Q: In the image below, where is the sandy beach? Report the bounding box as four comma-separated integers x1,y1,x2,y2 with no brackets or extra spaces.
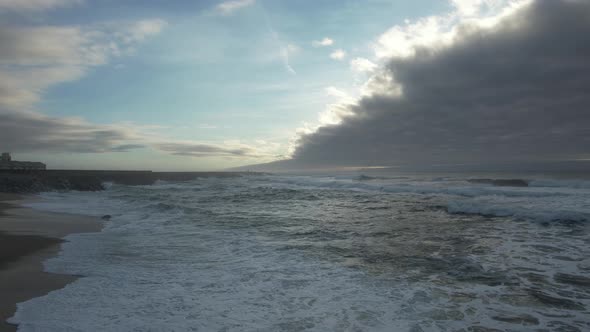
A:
0,193,102,332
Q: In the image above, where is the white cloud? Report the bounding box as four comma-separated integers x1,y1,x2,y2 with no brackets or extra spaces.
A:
329,49,346,60
374,0,531,59
217,0,255,15
374,15,454,59
125,19,167,42
350,57,377,73
0,0,81,11
317,103,354,127
324,86,349,99
0,66,85,110
452,0,486,16
280,43,298,75
0,20,167,111
312,37,334,47
451,0,510,17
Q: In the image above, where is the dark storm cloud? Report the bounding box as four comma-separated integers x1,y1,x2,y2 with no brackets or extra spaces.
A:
290,0,590,168
0,110,143,153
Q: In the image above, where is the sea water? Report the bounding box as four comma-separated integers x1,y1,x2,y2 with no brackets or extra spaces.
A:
9,173,590,331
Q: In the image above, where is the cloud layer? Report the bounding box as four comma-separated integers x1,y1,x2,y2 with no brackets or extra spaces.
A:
0,8,274,162
0,110,142,153
0,16,177,157
0,0,80,12
156,142,266,158
287,0,590,168
0,19,166,110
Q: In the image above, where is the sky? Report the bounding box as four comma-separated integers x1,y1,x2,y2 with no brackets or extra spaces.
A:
1,0,588,171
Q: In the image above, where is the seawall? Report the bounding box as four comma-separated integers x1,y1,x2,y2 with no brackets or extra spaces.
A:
0,170,254,193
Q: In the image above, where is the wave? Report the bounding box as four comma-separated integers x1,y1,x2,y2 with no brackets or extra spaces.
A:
528,179,590,189
261,175,580,199
29,174,590,226
255,175,590,223
466,178,529,187
447,199,590,223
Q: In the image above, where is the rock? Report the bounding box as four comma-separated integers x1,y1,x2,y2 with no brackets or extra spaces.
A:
1,170,251,194
101,215,112,220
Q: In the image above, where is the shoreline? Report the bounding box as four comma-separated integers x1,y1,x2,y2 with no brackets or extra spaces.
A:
0,193,102,332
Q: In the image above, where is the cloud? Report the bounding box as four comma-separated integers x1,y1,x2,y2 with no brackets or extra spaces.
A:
0,19,166,111
0,0,81,12
451,0,515,17
350,57,377,73
280,43,298,75
155,143,255,158
329,49,346,60
262,9,298,75
0,15,174,158
154,140,279,159
452,0,488,16
374,0,531,59
0,3,276,163
110,144,146,152
0,26,94,66
325,86,349,99
123,19,167,43
0,66,85,110
0,110,143,153
283,0,590,168
312,37,334,47
217,0,255,15
0,109,282,160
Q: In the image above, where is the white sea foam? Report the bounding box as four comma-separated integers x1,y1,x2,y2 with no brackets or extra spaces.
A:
12,189,411,331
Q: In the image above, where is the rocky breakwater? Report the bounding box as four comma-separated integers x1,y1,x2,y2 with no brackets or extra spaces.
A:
0,170,256,193
1,172,105,193
0,170,156,193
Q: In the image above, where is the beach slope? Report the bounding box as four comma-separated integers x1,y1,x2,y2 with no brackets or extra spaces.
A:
0,193,101,332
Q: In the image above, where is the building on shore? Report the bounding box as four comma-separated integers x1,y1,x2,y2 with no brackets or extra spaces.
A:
0,153,46,170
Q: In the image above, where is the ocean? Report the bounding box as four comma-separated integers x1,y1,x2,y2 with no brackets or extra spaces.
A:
9,172,590,331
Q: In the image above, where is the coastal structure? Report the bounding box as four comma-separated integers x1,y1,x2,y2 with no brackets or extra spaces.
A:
0,152,46,170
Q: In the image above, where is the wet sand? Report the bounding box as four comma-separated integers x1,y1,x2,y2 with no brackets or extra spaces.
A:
0,193,102,332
